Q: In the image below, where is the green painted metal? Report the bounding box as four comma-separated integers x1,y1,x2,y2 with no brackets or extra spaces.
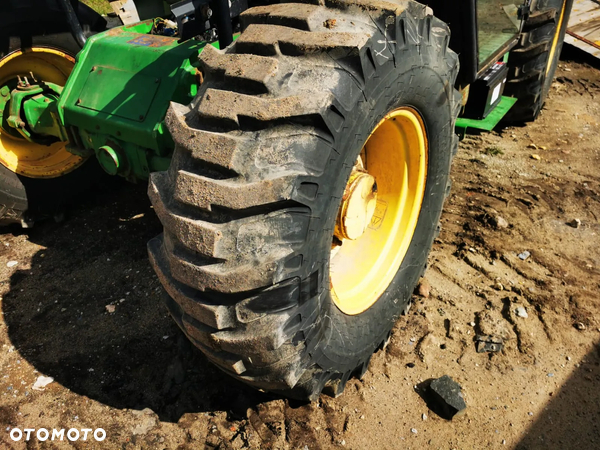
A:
0,23,237,181
97,145,121,175
0,86,16,139
23,94,64,140
58,20,204,180
6,81,66,143
455,96,518,136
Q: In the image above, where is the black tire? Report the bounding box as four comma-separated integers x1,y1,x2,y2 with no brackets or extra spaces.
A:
504,0,573,122
148,0,460,400
0,1,107,225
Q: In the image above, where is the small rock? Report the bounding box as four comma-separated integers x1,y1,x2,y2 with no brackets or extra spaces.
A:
518,251,530,260
527,143,538,149
528,412,534,416
32,375,54,391
428,375,467,420
491,216,509,229
530,154,541,160
6,261,17,268
566,356,571,361
547,373,554,377
415,279,430,298
516,307,528,319
567,218,581,229
411,428,417,434
422,413,427,421
469,322,476,327
323,18,337,29
132,408,155,417
493,282,504,291
132,415,157,436
574,322,586,331
105,304,116,314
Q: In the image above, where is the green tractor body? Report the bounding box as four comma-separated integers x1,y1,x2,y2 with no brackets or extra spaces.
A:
1,0,570,182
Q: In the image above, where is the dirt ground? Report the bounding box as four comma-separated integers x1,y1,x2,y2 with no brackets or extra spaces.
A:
1,48,599,449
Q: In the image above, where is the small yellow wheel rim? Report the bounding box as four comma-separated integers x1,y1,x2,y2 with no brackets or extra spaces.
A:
0,47,84,178
546,2,568,77
330,107,428,315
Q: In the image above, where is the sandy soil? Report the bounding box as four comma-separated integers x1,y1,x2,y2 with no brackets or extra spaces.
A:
0,52,599,450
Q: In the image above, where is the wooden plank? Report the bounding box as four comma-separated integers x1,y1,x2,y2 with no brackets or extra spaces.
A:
567,0,600,58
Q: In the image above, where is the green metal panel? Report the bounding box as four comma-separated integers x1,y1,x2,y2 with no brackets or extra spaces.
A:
78,66,160,122
455,96,518,137
58,20,204,161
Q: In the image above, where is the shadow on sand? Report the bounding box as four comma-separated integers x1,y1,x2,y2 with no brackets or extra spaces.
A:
1,179,281,423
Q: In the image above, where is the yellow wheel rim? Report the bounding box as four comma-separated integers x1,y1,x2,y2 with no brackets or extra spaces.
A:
0,47,84,178
546,2,567,77
330,107,428,315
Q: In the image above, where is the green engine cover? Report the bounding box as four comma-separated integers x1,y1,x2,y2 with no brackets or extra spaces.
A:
58,21,205,180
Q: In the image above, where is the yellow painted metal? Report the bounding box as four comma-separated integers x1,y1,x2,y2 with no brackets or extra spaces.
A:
0,47,84,178
330,107,428,315
547,1,568,76
334,170,378,241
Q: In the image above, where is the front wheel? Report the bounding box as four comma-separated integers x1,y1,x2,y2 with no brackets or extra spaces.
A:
149,0,461,400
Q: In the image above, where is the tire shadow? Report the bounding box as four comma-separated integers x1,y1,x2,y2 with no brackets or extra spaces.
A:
515,341,600,449
1,178,274,423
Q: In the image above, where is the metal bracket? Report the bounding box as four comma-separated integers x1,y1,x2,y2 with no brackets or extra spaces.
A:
6,79,65,143
7,86,43,142
171,0,233,47
517,0,532,21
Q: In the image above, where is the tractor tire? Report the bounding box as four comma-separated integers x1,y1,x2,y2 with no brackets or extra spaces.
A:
149,0,461,400
504,0,573,122
0,2,106,226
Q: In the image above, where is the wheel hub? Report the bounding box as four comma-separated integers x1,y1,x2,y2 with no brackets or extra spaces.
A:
335,170,378,241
